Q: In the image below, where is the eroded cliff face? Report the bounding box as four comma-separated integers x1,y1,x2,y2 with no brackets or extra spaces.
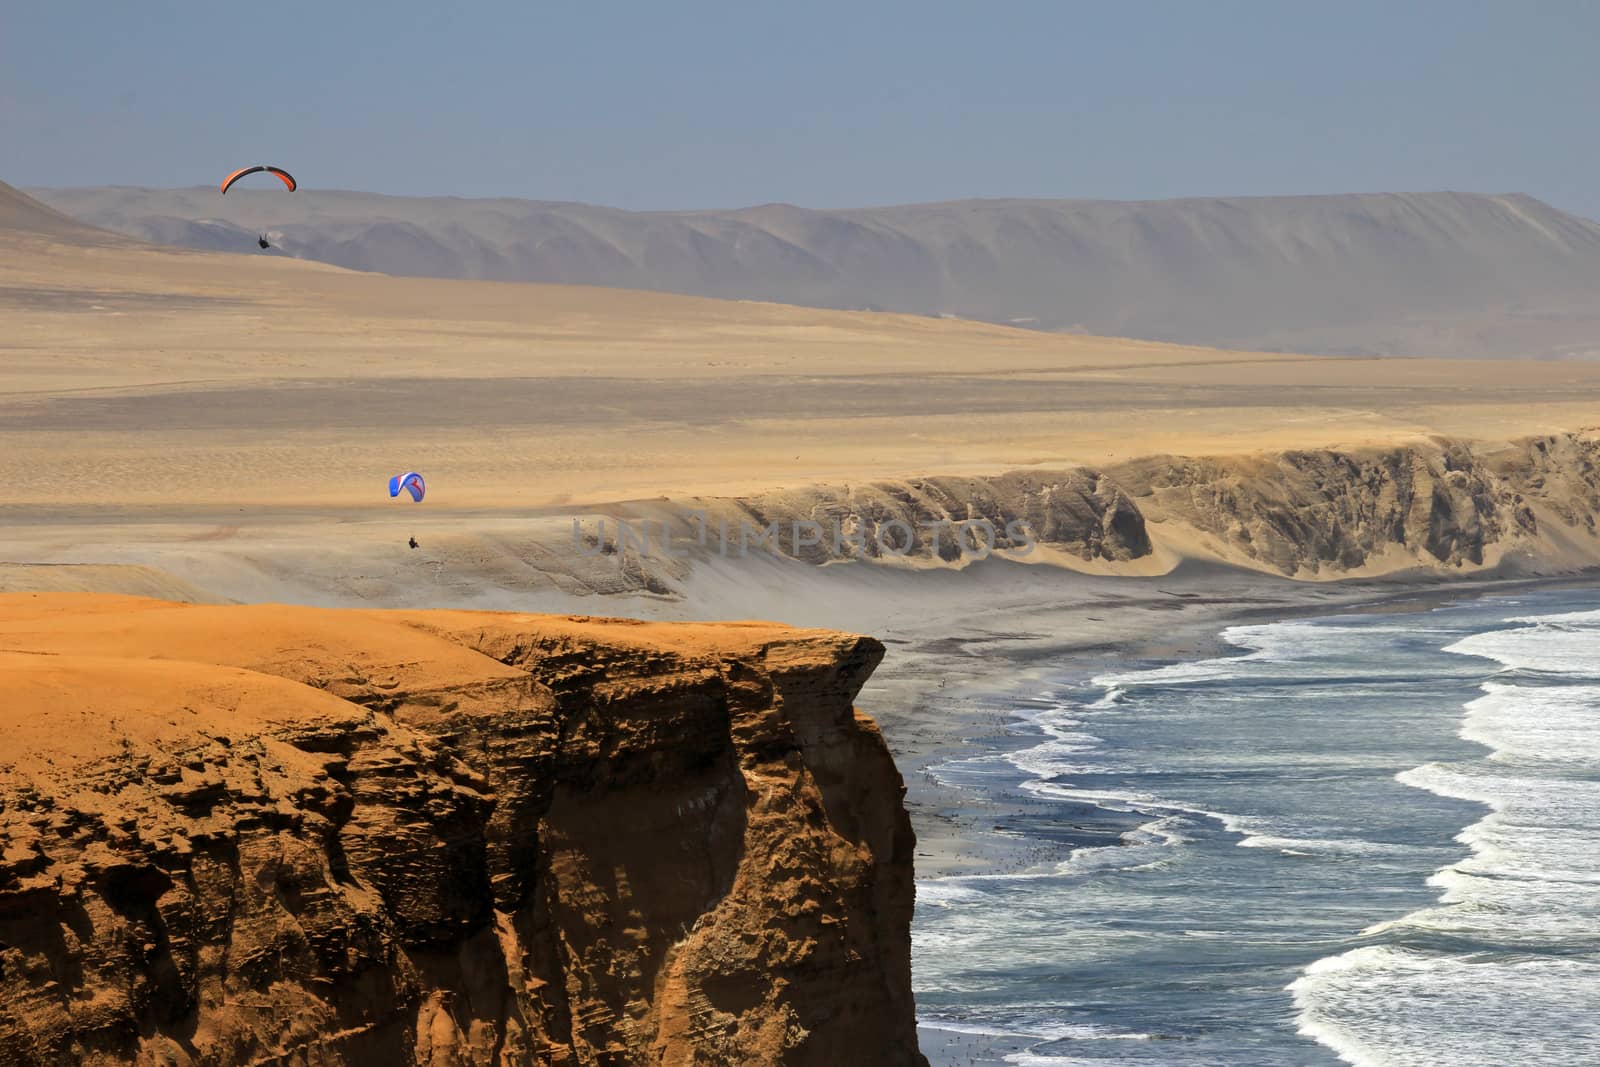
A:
651,433,1599,578
1110,434,1600,575
729,471,1150,564
0,597,924,1066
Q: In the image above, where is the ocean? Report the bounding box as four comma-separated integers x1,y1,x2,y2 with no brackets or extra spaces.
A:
913,586,1600,1066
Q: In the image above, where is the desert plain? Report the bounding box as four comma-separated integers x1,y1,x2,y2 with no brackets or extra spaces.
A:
7,174,1600,1064
8,171,1600,713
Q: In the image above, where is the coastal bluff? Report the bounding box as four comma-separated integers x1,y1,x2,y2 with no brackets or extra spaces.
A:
685,432,1600,578
0,596,925,1066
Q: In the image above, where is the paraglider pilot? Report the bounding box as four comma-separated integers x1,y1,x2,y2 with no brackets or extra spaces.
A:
390,474,425,552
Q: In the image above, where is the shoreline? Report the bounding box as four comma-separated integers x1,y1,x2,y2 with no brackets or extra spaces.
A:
867,568,1600,882
3,529,1597,1066
894,570,1600,1067
4,536,1594,882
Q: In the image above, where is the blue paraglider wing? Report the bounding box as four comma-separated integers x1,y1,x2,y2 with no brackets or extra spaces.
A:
388,471,425,502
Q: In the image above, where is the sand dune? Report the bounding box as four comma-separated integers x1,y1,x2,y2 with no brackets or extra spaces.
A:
6,180,1600,519
5,163,1597,1067
4,177,1600,613
0,180,120,240
31,185,1600,359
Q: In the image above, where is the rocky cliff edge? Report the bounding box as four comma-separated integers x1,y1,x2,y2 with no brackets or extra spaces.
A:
657,432,1600,578
0,596,924,1066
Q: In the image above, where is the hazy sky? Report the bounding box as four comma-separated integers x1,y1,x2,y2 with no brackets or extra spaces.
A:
6,1,1599,216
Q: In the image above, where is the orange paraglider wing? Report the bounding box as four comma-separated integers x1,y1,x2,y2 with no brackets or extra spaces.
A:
264,166,297,191
220,165,298,194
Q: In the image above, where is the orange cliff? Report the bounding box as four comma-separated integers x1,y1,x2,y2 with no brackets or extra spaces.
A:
0,595,927,1066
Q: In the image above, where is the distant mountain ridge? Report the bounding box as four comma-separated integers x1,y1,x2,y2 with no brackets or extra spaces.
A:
0,179,123,243
30,186,1600,358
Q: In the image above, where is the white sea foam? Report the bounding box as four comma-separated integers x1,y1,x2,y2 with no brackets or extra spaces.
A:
920,1016,1151,1043
1291,946,1600,1067
1004,1053,1144,1067
1091,620,1460,692
1083,684,1126,708
1052,814,1192,876
1445,611,1600,677
1458,681,1600,764
1091,656,1245,689
1297,602,1600,1064
916,880,989,909
1503,606,1600,627
925,595,1600,1063
1232,832,1415,858
919,1011,1157,1067
1381,761,1600,944
1022,768,1404,863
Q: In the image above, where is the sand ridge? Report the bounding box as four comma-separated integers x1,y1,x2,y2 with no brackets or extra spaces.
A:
8,181,1600,515
3,179,1599,613
32,185,1600,360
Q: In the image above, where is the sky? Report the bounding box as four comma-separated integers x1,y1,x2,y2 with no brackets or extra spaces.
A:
4,1,1600,218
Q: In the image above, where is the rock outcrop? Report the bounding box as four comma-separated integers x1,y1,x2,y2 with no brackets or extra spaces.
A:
598,433,1597,579
1109,434,1600,576
0,597,924,1066
722,470,1150,564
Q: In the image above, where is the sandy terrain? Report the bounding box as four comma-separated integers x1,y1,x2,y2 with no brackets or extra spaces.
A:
33,186,1600,360
7,181,1600,524
6,180,1600,1064
0,592,922,1064
4,175,1598,652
